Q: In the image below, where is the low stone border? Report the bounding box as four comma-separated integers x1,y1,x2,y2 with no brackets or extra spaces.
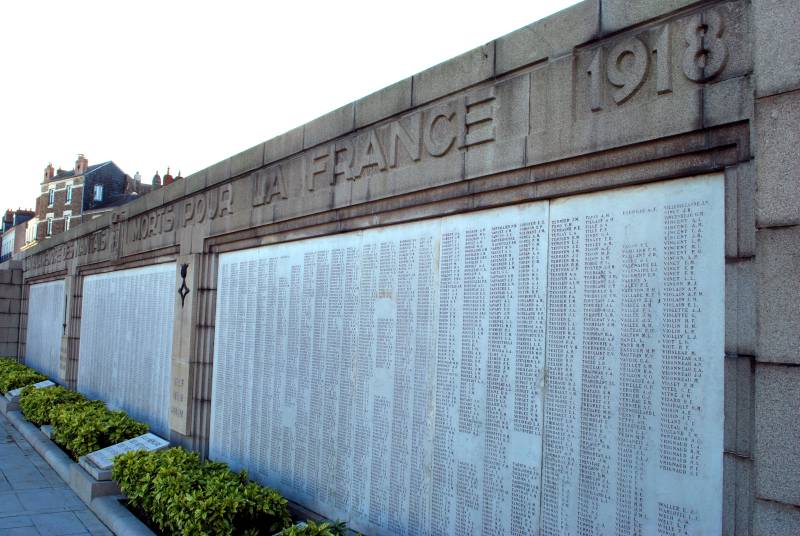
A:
0,401,154,536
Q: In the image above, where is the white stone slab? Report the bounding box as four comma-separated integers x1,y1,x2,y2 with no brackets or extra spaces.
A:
209,174,724,536
25,280,66,381
85,433,170,471
8,380,56,398
77,264,175,437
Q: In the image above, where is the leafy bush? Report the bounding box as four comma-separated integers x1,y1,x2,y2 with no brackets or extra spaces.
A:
19,385,85,426
280,520,349,536
51,400,148,459
113,447,291,535
0,360,46,394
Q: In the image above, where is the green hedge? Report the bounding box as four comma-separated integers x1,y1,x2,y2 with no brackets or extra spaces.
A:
113,448,292,535
51,400,148,459
0,358,47,394
19,385,86,426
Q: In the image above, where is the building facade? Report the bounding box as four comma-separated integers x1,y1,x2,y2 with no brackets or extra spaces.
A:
31,155,151,244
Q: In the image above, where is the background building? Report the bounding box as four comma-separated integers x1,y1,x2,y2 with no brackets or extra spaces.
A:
31,155,151,243
0,209,34,262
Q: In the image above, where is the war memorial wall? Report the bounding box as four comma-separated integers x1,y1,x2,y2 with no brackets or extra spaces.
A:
11,0,800,533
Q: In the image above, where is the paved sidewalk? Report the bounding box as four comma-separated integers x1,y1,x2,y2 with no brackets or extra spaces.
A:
0,412,112,535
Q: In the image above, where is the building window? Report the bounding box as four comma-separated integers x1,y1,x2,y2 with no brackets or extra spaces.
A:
94,184,103,202
64,212,71,231
46,218,53,236
48,188,55,206
66,185,73,203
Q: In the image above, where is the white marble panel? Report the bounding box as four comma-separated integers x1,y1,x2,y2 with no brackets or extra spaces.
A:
78,264,175,437
25,280,66,380
210,174,724,536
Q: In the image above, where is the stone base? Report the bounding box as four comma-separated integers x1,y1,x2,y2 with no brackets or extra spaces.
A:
69,463,120,504
79,456,113,481
1,392,19,413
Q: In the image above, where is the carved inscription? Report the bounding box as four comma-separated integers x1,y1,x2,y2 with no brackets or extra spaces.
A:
306,89,496,192
126,184,234,244
209,175,724,536
588,8,729,111
26,229,110,270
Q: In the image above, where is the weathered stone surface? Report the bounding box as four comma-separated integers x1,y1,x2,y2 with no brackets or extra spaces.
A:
725,258,756,357
229,142,264,178
756,226,800,364
754,0,800,97
263,126,304,164
754,499,800,535
355,78,412,128
704,76,754,128
412,44,494,106
722,453,754,536
754,363,800,505
724,355,754,457
495,0,599,75
303,104,354,149
206,158,231,188
601,0,703,34
755,90,800,227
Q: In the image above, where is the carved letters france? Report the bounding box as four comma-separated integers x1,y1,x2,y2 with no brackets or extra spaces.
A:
305,88,496,192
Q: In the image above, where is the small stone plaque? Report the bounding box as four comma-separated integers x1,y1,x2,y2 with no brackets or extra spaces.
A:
8,380,56,398
85,433,169,471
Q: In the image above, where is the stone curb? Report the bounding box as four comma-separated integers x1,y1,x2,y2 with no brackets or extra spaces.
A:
91,496,154,536
0,404,154,536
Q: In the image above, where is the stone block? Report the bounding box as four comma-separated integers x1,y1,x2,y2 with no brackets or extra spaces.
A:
756,226,800,364
355,78,412,128
754,363,800,505
11,270,21,285
0,270,12,284
68,463,120,505
722,453,754,536
601,0,703,34
303,104,355,149
754,0,800,97
755,90,800,227
230,142,264,178
737,161,756,258
0,284,19,300
184,168,208,196
264,126,304,164
754,499,800,535
704,76,754,128
496,0,599,75
162,176,187,204
206,157,231,188
0,314,20,329
466,74,529,179
725,259,756,357
412,43,494,106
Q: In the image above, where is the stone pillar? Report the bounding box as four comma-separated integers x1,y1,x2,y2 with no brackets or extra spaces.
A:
168,250,218,457
60,263,81,389
752,0,800,532
0,261,23,358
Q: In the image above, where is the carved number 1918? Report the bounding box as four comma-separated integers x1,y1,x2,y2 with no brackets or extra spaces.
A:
588,9,728,111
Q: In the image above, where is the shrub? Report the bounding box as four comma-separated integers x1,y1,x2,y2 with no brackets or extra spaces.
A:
51,400,148,459
19,385,85,426
0,365,46,395
113,447,292,535
280,520,349,536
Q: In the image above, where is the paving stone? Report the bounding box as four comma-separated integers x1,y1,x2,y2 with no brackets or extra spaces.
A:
31,512,89,536
1,527,42,536
0,516,33,530
73,510,112,536
0,493,23,515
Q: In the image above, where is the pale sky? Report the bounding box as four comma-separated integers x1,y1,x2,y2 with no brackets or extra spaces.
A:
0,0,578,211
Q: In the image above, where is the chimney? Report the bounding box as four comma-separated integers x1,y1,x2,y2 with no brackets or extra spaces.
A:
44,163,54,182
75,154,88,175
